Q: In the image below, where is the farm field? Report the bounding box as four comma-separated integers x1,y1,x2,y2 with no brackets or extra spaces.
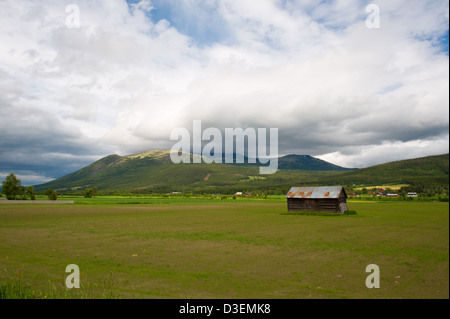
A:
0,198,448,299
354,184,411,190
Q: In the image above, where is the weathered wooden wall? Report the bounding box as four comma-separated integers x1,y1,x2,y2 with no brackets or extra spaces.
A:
287,198,340,212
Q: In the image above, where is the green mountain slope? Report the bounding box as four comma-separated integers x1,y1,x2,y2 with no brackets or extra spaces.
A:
34,151,449,193
319,153,449,186
34,150,347,193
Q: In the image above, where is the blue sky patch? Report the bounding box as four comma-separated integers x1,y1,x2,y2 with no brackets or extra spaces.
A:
127,0,232,47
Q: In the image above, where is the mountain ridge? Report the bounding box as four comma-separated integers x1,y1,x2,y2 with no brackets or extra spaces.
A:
33,151,448,193
318,153,449,186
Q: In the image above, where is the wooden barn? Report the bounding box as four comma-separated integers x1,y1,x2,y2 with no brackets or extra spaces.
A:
286,186,349,213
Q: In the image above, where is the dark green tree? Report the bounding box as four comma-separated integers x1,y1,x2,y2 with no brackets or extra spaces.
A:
45,188,58,200
92,186,98,198
1,173,24,200
84,188,93,198
26,186,35,200
45,188,53,197
49,191,57,201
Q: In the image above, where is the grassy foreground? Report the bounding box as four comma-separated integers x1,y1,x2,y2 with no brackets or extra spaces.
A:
0,198,448,299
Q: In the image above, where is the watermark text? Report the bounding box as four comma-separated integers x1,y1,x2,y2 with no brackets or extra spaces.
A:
170,120,278,174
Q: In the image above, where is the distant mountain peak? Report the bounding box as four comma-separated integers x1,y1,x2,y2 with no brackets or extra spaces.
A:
278,154,352,171
285,154,312,158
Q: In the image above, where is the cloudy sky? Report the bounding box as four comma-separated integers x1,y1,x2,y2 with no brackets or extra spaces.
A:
0,0,448,185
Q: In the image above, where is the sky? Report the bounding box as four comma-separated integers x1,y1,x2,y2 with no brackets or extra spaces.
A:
0,0,448,185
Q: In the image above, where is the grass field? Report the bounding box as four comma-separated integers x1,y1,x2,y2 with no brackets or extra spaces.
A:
0,198,448,299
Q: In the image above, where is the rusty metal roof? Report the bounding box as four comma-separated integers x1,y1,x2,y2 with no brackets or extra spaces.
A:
286,186,346,199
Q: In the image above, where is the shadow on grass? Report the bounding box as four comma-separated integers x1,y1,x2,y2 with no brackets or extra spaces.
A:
281,210,358,216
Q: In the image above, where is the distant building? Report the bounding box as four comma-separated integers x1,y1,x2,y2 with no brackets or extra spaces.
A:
286,186,349,213
235,192,243,196
407,192,418,197
386,193,399,197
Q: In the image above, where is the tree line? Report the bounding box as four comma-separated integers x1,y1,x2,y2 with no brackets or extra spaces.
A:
1,173,57,200
0,173,101,200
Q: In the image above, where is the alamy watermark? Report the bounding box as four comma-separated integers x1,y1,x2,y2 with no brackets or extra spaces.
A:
65,4,380,30
65,4,80,29
63,264,380,292
65,264,80,289
366,4,381,29
170,120,279,174
365,264,380,288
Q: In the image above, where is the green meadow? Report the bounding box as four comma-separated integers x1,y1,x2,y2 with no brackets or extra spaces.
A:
0,198,448,299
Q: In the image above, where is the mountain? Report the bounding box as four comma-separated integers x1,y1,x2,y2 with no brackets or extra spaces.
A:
33,150,351,193
278,154,353,171
318,153,449,186
217,153,353,171
34,150,449,193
